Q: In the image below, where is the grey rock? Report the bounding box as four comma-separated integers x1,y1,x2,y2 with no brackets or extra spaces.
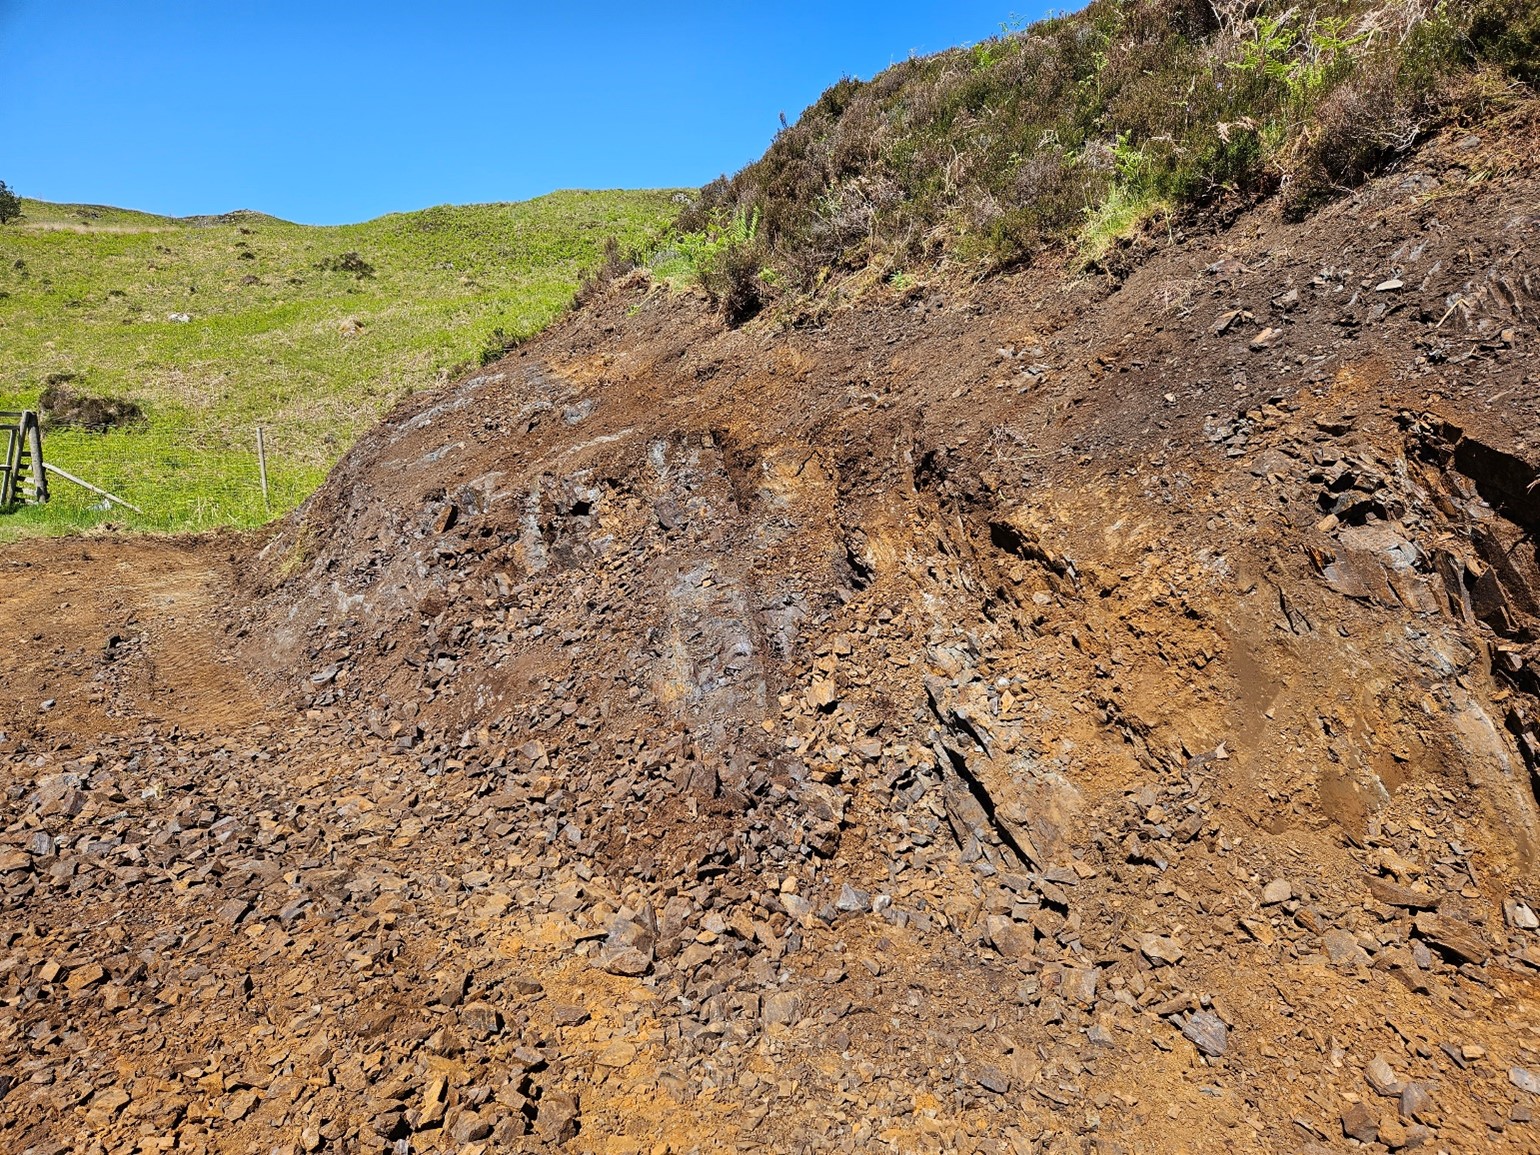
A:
1262,878,1293,905
1062,967,1099,1007
1180,1011,1228,1057
1400,1081,1434,1119
1323,928,1371,965
217,897,252,926
596,910,656,977
1341,1101,1378,1143
460,1001,502,1039
835,883,872,913
535,1090,579,1144
1513,1067,1540,1096
763,991,801,1026
1506,901,1539,931
975,1065,1011,1094
781,893,813,923
450,1110,492,1143
1365,1054,1403,1097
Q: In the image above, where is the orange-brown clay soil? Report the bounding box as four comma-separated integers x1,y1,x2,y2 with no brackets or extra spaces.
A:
2,115,1540,1155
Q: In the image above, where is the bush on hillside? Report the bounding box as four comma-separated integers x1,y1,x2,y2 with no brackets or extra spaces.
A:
699,237,767,327
572,237,640,308
649,206,768,326
313,251,375,279
0,182,21,225
39,379,144,433
1468,0,1540,86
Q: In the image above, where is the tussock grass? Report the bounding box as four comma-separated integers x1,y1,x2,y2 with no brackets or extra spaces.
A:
0,191,680,538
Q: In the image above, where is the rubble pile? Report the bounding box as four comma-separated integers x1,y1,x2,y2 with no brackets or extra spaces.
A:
1,118,1539,1154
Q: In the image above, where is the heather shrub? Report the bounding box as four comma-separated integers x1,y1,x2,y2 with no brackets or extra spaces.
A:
572,236,639,308
1468,0,1540,86
700,239,767,327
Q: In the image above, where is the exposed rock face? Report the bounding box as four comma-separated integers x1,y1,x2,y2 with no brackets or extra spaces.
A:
1,123,1539,1153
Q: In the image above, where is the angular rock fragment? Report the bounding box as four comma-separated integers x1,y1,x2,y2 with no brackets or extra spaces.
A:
1413,913,1491,965
535,1090,580,1144
596,908,656,976
1506,901,1539,931
1179,1011,1228,1058
1341,1101,1379,1143
1140,934,1184,966
460,1001,502,1039
975,1065,1011,1094
1323,928,1372,966
1366,877,1440,909
763,991,801,1026
1365,1055,1404,1097
835,882,871,913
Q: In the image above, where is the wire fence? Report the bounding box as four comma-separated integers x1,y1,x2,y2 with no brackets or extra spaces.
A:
7,422,325,533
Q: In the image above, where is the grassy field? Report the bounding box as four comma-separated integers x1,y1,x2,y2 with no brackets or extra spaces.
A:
0,191,681,538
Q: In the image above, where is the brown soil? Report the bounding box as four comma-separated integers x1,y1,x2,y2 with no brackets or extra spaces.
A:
2,113,1540,1155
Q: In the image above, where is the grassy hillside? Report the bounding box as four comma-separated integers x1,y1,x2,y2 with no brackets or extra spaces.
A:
664,0,1536,317
0,190,681,537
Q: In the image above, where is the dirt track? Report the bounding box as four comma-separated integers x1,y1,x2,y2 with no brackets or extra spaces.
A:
3,115,1540,1154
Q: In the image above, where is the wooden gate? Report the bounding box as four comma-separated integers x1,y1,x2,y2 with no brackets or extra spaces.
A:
0,410,48,506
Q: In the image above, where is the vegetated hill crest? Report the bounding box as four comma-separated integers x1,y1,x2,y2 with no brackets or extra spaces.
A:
13,191,669,232
664,0,1538,319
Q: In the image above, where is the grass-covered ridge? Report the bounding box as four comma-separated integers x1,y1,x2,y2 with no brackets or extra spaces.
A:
674,0,1537,305
0,190,680,536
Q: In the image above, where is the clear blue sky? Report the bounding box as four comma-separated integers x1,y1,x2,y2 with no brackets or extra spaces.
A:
0,2,1052,224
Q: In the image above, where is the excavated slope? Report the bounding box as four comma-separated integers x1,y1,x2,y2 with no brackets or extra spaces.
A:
2,113,1539,1154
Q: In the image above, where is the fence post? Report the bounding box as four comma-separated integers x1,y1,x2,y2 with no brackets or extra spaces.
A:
26,412,47,503
256,426,270,511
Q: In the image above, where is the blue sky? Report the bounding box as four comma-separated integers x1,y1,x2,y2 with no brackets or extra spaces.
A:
0,2,1052,224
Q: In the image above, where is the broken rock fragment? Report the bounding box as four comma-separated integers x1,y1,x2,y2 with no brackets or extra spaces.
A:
535,1089,580,1144
596,906,657,976
1413,913,1491,965
1365,1054,1404,1097
1341,1100,1379,1144
1139,934,1184,966
1179,1011,1228,1058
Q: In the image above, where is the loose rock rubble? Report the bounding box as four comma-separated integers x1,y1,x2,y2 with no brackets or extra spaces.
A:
3,115,1540,1154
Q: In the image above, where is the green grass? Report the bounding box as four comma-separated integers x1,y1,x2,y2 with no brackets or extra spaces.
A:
0,190,682,538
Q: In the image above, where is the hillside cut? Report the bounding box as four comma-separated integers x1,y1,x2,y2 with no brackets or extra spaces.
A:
3,94,1540,1155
